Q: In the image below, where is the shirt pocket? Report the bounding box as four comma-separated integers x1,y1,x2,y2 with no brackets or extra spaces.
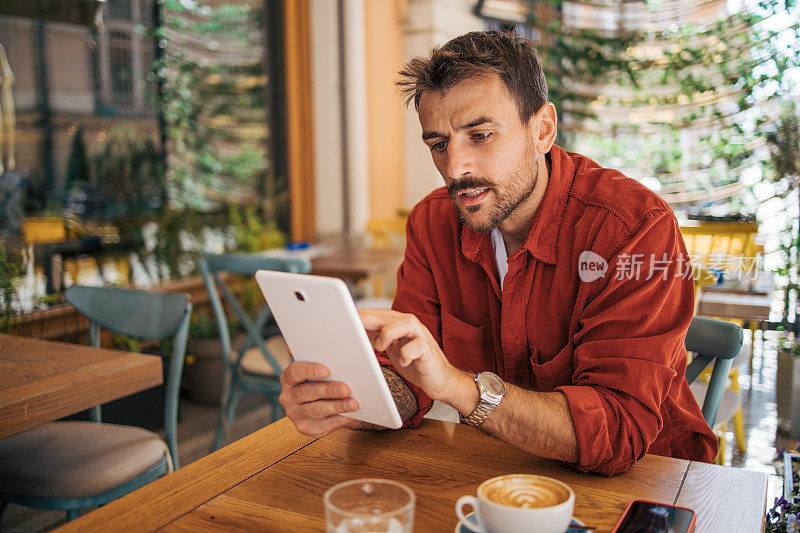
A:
441,312,487,374
529,345,574,392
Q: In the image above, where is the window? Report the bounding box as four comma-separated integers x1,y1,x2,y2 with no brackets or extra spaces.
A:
97,0,153,113
109,30,133,102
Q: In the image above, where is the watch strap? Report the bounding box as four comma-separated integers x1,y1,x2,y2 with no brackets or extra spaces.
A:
460,372,504,427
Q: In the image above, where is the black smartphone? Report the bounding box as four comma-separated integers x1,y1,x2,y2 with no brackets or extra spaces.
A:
612,500,696,533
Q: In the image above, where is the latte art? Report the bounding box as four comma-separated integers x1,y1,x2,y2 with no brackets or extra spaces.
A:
480,475,571,509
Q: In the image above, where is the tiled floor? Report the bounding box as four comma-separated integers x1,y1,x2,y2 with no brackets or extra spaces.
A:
4,336,792,532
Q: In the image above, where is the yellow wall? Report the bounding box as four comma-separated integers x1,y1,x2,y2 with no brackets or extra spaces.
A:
364,0,406,220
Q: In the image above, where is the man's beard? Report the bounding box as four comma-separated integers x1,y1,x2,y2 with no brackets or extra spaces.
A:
447,150,539,234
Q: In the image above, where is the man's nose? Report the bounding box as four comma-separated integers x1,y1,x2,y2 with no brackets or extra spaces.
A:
445,141,474,180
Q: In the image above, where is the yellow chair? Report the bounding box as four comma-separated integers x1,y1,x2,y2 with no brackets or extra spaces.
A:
680,220,762,275
364,212,408,299
681,219,765,353
366,214,408,250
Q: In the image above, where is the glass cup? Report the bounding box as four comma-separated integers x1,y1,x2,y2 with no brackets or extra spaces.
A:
324,478,415,533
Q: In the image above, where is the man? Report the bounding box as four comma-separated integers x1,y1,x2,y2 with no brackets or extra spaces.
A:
279,31,717,476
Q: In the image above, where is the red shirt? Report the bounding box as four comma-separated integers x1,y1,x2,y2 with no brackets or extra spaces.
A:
379,144,718,476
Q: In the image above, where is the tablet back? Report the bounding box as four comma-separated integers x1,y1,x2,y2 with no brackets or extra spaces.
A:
255,270,403,429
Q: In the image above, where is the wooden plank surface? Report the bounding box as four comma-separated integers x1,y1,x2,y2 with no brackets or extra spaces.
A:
696,290,772,320
57,418,315,533
0,334,163,438
162,420,688,533
62,418,768,533
675,460,768,533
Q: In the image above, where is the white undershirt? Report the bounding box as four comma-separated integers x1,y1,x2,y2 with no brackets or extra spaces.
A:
490,227,509,292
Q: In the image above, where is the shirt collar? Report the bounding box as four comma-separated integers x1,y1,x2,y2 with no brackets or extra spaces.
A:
461,144,574,266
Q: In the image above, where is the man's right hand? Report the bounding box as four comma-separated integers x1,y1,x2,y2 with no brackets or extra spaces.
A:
278,362,361,438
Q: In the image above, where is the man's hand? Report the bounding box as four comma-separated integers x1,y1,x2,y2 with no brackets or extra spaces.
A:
359,308,477,413
278,362,360,438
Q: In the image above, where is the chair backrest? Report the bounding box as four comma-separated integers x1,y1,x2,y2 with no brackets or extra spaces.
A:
65,285,192,469
684,316,743,427
680,220,762,274
199,253,311,372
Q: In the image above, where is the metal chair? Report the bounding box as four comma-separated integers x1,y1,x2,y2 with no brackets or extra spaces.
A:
684,316,743,463
0,285,192,523
199,253,311,451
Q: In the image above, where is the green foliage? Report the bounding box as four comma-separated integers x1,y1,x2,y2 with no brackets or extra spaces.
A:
189,309,218,340
529,0,800,213
153,0,282,218
766,104,800,329
91,126,164,213
228,203,262,253
0,240,21,334
119,204,286,285
112,334,141,353
767,103,800,192
65,126,90,187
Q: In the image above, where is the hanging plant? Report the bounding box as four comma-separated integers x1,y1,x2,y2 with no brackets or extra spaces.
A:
518,0,800,214
153,0,283,220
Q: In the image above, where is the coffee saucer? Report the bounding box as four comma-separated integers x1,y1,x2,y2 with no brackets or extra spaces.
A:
454,512,584,533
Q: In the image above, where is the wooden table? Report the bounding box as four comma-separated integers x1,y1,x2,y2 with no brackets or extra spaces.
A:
59,418,768,532
311,246,403,283
0,334,163,438
261,243,403,298
696,289,772,322
312,246,403,301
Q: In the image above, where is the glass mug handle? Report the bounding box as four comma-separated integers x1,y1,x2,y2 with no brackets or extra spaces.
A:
456,495,485,532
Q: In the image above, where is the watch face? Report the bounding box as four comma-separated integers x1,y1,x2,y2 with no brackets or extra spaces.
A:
478,372,505,396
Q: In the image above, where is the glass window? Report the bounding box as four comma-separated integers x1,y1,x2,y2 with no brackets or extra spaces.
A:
109,30,133,102
107,0,132,20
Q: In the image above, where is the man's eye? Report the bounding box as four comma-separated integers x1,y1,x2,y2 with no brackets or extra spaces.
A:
431,141,447,152
472,132,492,142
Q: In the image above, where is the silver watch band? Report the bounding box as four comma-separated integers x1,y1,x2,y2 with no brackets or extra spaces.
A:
460,372,505,427
461,400,495,426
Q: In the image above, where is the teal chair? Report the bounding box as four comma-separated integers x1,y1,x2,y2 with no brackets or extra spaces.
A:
684,316,743,427
0,286,192,523
199,253,311,451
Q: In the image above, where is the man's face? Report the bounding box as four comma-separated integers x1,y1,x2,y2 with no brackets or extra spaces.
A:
418,74,538,234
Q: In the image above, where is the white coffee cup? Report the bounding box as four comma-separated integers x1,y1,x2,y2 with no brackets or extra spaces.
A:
455,474,575,533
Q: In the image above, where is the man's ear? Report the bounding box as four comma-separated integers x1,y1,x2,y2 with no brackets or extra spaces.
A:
528,102,558,155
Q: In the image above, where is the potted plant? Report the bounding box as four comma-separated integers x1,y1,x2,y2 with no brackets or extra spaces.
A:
91,126,164,216
183,309,227,404
778,333,800,438
0,239,21,334
768,103,800,336
767,449,800,531
769,103,800,437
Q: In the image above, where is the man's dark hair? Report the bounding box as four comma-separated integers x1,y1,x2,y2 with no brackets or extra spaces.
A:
396,30,549,124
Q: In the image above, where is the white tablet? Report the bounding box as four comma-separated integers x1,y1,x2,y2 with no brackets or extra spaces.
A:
255,270,403,429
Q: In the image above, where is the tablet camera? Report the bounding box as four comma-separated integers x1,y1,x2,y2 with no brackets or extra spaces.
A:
294,290,306,302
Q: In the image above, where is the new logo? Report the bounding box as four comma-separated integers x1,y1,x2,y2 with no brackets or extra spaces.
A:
578,251,607,282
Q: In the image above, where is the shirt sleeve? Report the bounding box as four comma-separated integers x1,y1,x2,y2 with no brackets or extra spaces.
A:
555,209,696,476
375,207,437,427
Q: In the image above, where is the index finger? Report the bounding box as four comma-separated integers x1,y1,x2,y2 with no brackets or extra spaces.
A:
358,308,405,332
281,361,331,386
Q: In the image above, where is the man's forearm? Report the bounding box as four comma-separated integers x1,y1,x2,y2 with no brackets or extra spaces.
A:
480,384,579,463
351,367,418,431
445,372,579,463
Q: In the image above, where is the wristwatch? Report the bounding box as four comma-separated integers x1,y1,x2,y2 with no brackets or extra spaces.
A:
460,372,506,427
